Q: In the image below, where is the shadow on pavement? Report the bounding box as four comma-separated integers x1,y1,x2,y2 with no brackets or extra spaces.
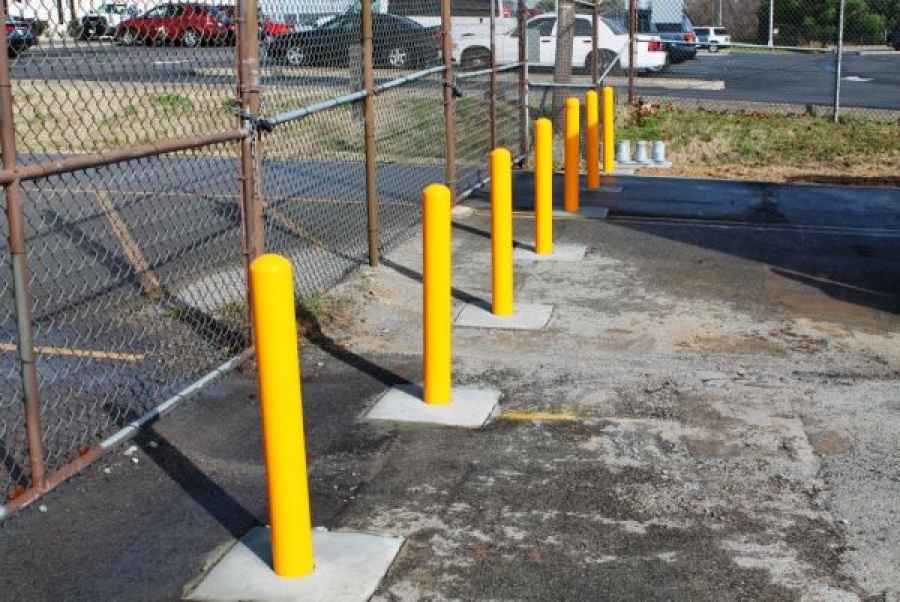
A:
507,172,900,317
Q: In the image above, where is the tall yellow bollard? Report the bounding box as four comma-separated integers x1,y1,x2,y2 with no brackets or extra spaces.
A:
534,118,553,255
250,254,314,578
585,90,600,189
602,86,615,174
564,97,580,213
491,147,513,316
422,184,452,405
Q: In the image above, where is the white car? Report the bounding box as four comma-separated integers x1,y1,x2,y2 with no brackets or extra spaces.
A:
694,26,731,52
452,14,668,74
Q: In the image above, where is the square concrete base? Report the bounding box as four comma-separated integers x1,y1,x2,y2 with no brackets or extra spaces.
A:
455,301,554,330
366,384,500,427
552,206,610,219
513,243,586,263
187,528,404,602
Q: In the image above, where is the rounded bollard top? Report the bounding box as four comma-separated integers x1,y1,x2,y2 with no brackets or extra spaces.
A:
423,183,451,198
490,147,512,161
250,253,292,276
566,97,580,107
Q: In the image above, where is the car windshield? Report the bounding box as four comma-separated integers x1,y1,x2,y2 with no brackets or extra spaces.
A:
602,17,625,35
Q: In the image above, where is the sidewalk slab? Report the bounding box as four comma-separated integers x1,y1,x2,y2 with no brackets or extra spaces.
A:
187,528,403,602
514,243,587,262
366,384,501,427
455,301,554,330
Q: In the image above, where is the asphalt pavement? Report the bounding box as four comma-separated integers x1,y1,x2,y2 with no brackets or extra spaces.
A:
1,173,898,601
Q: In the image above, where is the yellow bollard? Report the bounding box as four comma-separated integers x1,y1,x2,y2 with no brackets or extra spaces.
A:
490,147,513,316
534,118,553,255
564,97,580,213
602,86,615,174
250,254,314,578
422,184,452,405
585,90,600,189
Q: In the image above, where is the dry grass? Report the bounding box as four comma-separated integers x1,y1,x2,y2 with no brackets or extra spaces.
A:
13,80,237,155
620,105,900,187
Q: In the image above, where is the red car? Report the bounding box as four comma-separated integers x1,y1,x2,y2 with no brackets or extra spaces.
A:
115,3,234,47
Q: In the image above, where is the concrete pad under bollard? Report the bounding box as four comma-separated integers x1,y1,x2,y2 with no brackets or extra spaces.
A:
514,243,587,263
187,528,404,602
366,384,500,428
455,301,554,330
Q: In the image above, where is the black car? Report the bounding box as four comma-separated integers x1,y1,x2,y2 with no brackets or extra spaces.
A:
888,27,900,51
5,16,36,57
267,12,441,69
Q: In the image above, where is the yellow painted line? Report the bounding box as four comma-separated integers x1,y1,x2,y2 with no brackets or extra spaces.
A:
0,343,145,362
500,411,579,422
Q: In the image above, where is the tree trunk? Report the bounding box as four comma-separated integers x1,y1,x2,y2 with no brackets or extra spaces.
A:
552,0,575,134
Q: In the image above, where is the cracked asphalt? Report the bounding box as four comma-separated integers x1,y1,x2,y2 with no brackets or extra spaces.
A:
1,176,898,601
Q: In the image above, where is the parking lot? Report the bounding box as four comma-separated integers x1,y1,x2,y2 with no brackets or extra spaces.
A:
10,41,900,113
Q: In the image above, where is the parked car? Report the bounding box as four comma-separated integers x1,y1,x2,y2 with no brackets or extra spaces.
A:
694,25,730,52
115,3,234,47
887,27,900,51
267,12,441,69
79,2,140,40
212,6,292,41
452,14,668,75
6,16,36,57
635,11,697,63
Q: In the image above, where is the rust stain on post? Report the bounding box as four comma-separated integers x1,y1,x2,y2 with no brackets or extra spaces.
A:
0,1,46,493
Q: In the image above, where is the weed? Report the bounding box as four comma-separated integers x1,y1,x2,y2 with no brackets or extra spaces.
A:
123,104,139,117
153,93,193,110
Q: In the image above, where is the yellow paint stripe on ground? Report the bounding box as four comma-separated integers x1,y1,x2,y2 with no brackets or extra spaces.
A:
501,411,579,422
0,343,145,362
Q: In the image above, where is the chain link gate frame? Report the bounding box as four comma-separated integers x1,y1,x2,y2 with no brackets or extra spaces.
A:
0,0,531,520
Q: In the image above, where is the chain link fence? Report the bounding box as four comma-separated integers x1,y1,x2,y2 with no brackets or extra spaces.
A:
2,0,896,517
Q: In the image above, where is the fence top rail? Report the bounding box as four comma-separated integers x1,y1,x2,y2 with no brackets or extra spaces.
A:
0,129,248,185
456,62,525,80
265,65,447,128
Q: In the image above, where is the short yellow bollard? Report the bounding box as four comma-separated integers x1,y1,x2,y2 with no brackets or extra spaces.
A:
250,254,314,578
490,147,513,316
602,86,615,174
585,90,600,189
534,118,553,255
564,97,580,213
422,184,452,405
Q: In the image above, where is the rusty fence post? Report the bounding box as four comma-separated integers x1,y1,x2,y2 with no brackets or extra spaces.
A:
440,0,456,198
518,0,528,159
0,3,46,493
489,1,498,151
237,0,263,345
362,0,380,266
592,0,599,90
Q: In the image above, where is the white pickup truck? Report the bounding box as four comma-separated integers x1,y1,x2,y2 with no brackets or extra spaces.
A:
452,13,668,75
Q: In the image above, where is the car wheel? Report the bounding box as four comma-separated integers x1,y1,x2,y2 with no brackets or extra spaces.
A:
181,28,201,48
119,28,139,46
386,45,410,69
461,47,490,70
708,43,719,53
591,49,624,77
285,45,307,67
